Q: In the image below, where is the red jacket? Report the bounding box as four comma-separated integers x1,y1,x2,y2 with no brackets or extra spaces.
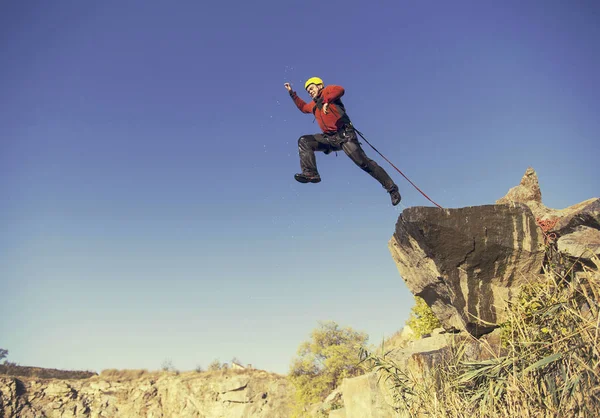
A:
289,85,352,134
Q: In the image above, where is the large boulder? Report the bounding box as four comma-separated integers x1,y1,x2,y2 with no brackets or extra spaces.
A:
388,203,545,336
334,373,396,418
389,167,599,336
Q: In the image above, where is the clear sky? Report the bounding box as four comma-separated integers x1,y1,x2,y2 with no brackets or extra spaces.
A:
1,0,598,375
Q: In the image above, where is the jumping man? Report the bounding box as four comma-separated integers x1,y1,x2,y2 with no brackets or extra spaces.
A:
284,77,401,206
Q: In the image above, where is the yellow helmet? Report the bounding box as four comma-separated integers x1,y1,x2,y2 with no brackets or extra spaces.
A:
304,77,324,90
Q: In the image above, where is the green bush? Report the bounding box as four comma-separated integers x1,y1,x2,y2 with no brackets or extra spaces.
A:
288,320,368,417
405,296,441,338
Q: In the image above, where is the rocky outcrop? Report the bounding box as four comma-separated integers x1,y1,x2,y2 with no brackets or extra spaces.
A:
388,203,545,336
0,369,293,418
388,167,599,336
496,167,544,216
497,167,600,261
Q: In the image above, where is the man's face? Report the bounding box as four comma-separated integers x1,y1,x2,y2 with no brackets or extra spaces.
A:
306,84,322,99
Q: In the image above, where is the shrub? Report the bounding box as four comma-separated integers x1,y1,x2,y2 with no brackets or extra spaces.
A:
288,320,368,417
207,359,222,371
405,296,441,338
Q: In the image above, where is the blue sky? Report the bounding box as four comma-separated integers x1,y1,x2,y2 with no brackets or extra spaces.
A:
1,0,598,375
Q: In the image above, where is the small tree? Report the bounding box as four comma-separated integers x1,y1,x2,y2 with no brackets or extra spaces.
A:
289,321,368,415
208,359,222,371
405,296,441,338
0,348,7,363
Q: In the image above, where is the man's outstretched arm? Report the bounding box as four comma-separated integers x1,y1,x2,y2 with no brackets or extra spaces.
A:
284,83,314,114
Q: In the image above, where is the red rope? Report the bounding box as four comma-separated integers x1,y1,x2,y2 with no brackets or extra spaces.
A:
536,217,559,244
353,128,444,209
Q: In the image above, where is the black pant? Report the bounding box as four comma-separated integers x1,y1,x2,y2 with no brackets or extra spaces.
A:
297,126,397,192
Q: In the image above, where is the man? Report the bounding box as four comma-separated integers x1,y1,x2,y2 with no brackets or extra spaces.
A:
284,77,401,206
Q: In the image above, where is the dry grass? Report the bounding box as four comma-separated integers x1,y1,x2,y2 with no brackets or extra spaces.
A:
361,248,600,418
99,369,151,380
97,366,281,382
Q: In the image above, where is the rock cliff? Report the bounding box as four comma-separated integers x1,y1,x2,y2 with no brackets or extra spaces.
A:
388,167,599,336
389,203,544,336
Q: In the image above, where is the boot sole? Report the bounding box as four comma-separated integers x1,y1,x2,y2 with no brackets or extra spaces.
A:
295,175,321,184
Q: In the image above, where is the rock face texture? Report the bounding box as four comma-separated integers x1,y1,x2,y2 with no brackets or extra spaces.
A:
496,167,543,212
389,203,545,336
0,369,293,418
388,167,599,336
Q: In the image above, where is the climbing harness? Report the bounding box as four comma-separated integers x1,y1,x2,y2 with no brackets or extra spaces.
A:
352,127,444,209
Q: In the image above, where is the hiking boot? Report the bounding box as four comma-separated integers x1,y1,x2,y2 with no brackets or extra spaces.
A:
389,186,401,206
294,172,321,184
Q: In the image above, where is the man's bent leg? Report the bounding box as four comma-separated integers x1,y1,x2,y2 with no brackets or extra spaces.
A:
296,134,332,183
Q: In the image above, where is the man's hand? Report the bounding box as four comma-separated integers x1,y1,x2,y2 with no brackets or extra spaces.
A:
284,83,292,92
322,103,329,114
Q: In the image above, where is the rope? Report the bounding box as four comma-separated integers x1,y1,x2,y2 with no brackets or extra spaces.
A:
536,217,559,244
352,127,444,209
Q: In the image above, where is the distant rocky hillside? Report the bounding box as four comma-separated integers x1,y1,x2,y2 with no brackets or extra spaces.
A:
0,368,293,418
